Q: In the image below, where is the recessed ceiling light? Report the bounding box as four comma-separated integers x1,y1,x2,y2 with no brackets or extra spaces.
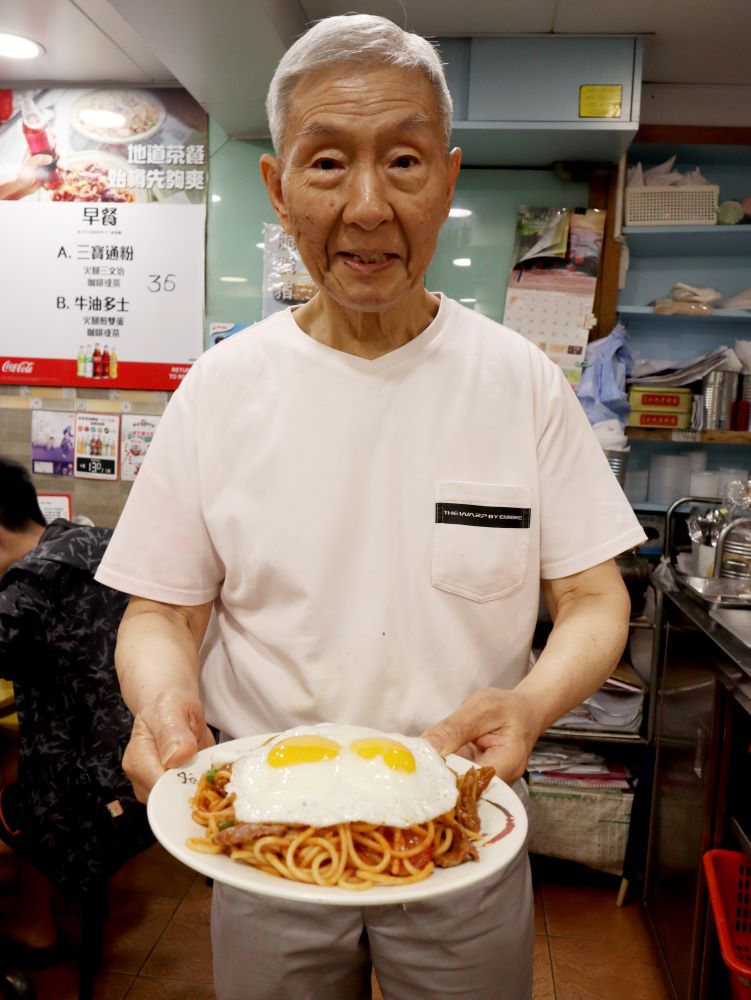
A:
453,258,472,267
219,276,248,283
0,32,44,59
78,109,126,128
449,208,472,218
459,298,477,303
211,194,222,203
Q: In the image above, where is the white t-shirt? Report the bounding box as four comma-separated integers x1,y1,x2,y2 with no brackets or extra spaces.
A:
96,295,645,739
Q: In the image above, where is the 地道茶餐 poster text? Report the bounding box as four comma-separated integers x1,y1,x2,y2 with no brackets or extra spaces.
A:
503,207,605,385
262,224,316,319
0,88,206,390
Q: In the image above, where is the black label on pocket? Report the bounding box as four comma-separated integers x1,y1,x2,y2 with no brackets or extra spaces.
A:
435,503,531,528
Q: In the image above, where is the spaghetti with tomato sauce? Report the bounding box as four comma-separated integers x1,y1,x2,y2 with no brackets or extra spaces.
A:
187,762,495,890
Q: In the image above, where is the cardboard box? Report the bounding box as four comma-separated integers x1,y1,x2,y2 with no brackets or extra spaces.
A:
627,410,691,429
629,386,693,413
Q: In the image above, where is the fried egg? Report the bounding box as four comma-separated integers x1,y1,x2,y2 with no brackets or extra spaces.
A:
224,723,458,828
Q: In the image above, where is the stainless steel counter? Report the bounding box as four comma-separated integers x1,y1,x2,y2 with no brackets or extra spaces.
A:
665,583,751,716
644,580,751,999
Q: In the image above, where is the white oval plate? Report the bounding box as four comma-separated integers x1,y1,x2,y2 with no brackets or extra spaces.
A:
70,89,166,145
147,734,528,906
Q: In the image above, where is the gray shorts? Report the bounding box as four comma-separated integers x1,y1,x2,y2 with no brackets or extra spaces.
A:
210,783,533,1000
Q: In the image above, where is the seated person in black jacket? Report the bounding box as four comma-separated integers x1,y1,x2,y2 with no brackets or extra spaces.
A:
0,458,153,965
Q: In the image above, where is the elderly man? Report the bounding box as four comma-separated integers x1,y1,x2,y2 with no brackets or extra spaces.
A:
96,14,645,1000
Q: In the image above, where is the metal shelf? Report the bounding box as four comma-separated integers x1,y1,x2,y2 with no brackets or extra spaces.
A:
630,617,655,630
544,727,647,744
627,428,751,444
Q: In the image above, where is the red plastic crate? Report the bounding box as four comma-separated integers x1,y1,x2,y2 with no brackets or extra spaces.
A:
704,849,751,1000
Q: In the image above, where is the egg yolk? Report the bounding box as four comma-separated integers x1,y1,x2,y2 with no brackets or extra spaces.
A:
350,738,416,773
267,735,341,768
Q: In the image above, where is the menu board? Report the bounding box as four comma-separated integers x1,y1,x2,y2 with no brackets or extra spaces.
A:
0,88,206,389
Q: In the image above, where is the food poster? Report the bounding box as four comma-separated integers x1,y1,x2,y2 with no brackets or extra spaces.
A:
120,413,160,481
262,224,316,318
37,493,72,522
31,410,75,476
503,207,605,384
74,412,120,480
0,88,206,390
208,322,250,348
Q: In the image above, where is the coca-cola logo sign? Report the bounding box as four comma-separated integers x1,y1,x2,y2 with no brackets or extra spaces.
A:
1,360,34,374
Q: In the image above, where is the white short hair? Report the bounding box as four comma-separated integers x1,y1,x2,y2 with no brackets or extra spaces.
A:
266,14,453,154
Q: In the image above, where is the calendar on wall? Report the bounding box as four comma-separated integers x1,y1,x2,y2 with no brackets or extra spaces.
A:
503,289,595,376
503,207,605,384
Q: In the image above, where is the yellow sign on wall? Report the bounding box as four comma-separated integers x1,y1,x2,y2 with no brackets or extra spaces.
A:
579,85,623,119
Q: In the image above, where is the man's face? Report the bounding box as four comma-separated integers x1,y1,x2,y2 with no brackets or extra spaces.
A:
262,64,461,313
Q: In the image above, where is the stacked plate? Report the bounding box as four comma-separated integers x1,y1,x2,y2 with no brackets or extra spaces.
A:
605,449,628,487
702,370,739,429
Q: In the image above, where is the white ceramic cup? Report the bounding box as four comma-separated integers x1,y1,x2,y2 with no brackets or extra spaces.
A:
689,470,720,497
692,542,715,577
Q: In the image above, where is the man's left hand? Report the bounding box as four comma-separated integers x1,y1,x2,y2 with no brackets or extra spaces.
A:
421,687,542,783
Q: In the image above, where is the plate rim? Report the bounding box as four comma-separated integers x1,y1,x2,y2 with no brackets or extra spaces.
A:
147,733,529,907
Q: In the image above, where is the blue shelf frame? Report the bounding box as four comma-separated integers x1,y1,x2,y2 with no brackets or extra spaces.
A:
623,226,751,257
618,305,751,323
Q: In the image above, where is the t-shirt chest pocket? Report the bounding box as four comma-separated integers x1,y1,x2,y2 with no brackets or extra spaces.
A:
432,482,532,602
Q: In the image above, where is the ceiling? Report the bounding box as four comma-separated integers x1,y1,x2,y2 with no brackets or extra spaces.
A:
1,0,750,138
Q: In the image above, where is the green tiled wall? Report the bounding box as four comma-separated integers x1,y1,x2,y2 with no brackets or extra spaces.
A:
205,118,588,335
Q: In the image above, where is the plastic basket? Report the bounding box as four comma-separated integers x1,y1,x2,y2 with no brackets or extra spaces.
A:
624,185,719,226
703,849,751,1000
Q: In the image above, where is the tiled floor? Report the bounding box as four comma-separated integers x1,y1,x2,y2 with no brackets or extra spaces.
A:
530,857,671,1000
13,847,671,999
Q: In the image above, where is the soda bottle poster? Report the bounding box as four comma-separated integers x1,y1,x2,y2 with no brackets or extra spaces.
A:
120,413,161,482
31,409,75,477
74,412,120,480
0,88,206,390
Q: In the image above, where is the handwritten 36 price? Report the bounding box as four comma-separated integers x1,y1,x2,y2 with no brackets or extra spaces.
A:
148,274,176,293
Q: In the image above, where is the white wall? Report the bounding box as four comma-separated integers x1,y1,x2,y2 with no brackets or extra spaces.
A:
640,84,751,126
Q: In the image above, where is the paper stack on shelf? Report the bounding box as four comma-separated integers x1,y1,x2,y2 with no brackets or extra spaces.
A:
528,741,633,791
628,346,735,387
550,661,645,734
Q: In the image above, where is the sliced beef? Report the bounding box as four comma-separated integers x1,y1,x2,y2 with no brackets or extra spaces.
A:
212,822,289,846
456,766,495,832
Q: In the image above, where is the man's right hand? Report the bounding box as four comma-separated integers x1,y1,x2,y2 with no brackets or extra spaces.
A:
123,688,215,802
